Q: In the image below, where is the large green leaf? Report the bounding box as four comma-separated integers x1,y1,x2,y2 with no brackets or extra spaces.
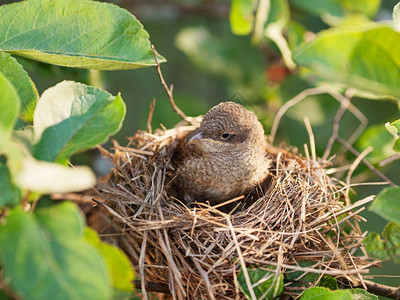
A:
84,228,135,292
32,81,126,163
0,203,111,300
0,0,165,70
293,25,400,99
15,157,96,194
363,222,400,263
0,71,20,139
0,51,38,123
0,162,21,208
357,124,396,163
369,187,400,224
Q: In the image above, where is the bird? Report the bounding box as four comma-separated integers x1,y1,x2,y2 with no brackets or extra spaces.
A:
172,101,270,210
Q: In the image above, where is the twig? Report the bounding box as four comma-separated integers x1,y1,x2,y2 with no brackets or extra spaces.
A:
345,146,373,205
0,273,19,300
139,231,149,300
270,87,366,150
133,280,171,294
336,136,397,187
379,153,400,167
146,98,156,133
322,89,352,161
270,87,327,143
304,117,316,162
226,216,258,300
151,45,188,121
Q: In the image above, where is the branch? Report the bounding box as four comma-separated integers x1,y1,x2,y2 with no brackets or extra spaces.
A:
336,136,397,187
133,280,170,294
361,280,400,299
151,45,188,121
146,98,156,133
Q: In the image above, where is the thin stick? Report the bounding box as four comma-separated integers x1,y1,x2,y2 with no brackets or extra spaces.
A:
322,90,351,161
146,98,156,133
226,216,258,300
304,117,316,162
193,259,216,300
249,258,370,275
270,87,327,143
336,136,396,187
379,153,400,167
151,45,188,120
345,147,373,204
139,231,149,300
270,87,366,149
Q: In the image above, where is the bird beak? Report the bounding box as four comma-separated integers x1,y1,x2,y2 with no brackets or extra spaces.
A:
188,132,205,144
188,132,221,145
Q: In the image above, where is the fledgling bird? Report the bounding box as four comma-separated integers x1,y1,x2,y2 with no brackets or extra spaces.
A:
173,102,270,209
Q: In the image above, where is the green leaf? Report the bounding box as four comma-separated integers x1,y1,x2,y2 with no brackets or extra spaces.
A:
15,157,96,194
349,288,378,299
0,71,20,138
385,120,399,138
84,228,135,292
0,163,21,208
300,287,353,299
0,203,111,300
0,51,38,123
364,222,400,262
369,187,400,224
394,138,400,152
230,0,257,35
357,125,396,163
35,199,86,239
32,81,126,163
363,232,387,260
238,267,284,299
0,0,165,70
394,2,400,31
285,261,320,287
318,275,338,290
293,25,400,100
391,119,400,133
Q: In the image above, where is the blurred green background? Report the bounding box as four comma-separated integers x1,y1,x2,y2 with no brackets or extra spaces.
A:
3,0,400,290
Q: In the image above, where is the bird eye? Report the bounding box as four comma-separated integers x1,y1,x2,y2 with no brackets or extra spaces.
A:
221,132,233,140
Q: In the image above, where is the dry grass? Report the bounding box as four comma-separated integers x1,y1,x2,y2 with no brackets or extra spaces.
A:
89,109,379,299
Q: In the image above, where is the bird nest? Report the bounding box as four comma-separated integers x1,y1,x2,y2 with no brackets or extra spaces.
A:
89,114,375,299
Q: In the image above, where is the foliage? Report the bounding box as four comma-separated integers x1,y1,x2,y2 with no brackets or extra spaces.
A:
0,0,164,298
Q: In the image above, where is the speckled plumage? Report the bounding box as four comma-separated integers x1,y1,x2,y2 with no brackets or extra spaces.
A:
173,102,270,207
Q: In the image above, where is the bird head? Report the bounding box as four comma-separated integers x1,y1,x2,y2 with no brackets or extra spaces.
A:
188,102,266,154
